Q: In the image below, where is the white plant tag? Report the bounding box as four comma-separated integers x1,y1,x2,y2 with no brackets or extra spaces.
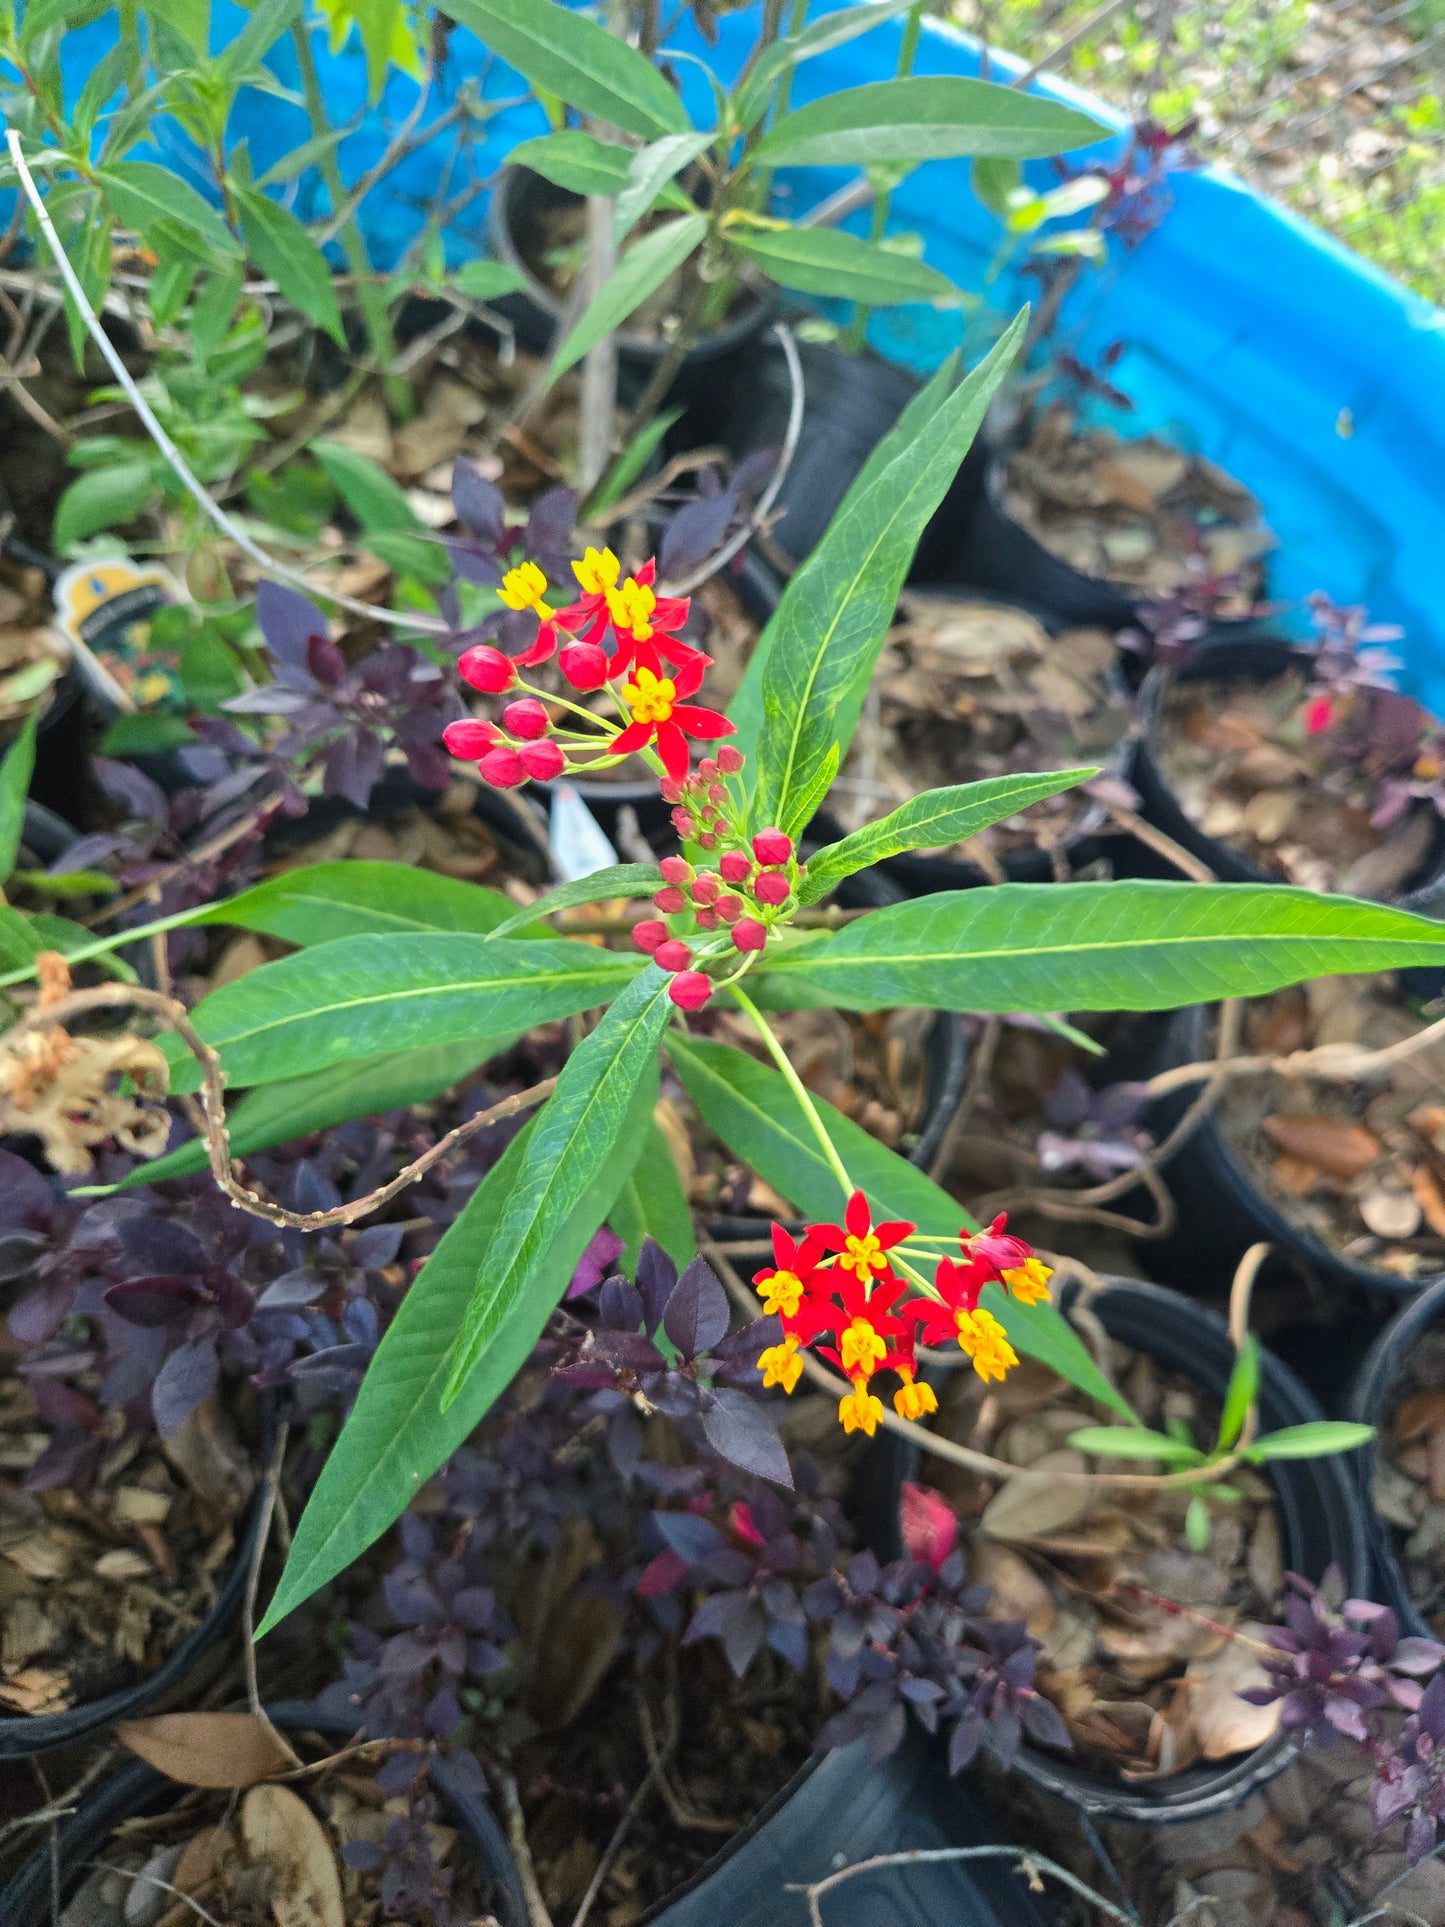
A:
550,784,618,880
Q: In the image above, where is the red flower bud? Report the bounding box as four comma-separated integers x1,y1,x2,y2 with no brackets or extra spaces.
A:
654,939,692,973
518,738,565,780
753,870,790,905
442,718,500,759
692,870,720,905
718,849,752,885
503,697,550,740
699,758,718,779
478,746,526,788
694,906,720,930
708,784,727,805
659,856,692,886
654,886,687,915
660,779,685,804
669,970,713,1011
458,644,516,693
732,918,767,952
715,893,743,924
670,808,694,836
697,832,717,850
558,641,610,691
752,828,793,866
717,746,744,774
633,919,668,954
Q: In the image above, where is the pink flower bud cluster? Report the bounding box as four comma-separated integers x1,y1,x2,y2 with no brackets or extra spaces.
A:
634,820,803,1010
441,645,578,788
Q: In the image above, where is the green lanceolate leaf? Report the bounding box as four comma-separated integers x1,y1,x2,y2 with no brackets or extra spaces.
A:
441,0,690,138
1067,1425,1206,1464
234,187,345,345
741,313,1025,837
1216,1334,1261,1453
733,0,921,130
313,440,424,533
53,462,158,549
755,881,1445,1015
609,1115,695,1273
798,769,1096,905
0,908,135,981
0,709,39,886
510,130,646,199
546,213,707,391
256,1061,660,1636
96,161,240,256
614,132,708,244
101,1036,515,1191
487,863,663,939
211,860,524,947
454,260,528,301
442,965,676,1405
667,1031,1130,1417
728,224,960,308
165,934,641,1093
754,76,1105,168
1242,1422,1375,1463
587,407,683,519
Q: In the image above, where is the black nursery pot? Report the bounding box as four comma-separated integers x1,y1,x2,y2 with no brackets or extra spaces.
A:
488,164,773,396
1346,1275,1445,1639
893,1277,1369,1823
1138,1001,1445,1304
0,1404,278,1760
0,1701,531,1927
955,450,1143,630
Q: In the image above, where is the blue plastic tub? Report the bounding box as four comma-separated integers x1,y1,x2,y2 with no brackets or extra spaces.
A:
35,1,1445,699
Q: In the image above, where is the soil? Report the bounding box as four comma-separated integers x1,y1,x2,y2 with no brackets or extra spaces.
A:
1153,665,1441,896
916,1344,1285,1782
1372,1327,1445,1640
0,1377,254,1718
1002,403,1271,605
1213,978,1445,1280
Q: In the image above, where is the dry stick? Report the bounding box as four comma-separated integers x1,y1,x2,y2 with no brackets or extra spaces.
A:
661,321,806,599
3,127,450,637
92,1864,227,1927
0,976,557,1230
570,1699,678,1927
1099,801,1217,884
498,1767,555,1927
595,445,729,526
1145,1004,1445,1100
793,1845,1139,1927
242,1423,296,1742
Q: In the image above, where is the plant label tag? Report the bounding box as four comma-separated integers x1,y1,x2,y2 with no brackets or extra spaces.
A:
550,784,618,880
53,557,183,712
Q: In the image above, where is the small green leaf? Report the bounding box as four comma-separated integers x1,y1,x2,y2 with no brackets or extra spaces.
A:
509,130,640,199
729,223,961,308
254,127,348,189
453,259,529,301
755,76,1106,168
972,156,1022,218
614,132,707,244
587,407,683,519
1217,1335,1261,1453
733,0,922,130
8,869,118,899
439,0,691,138
98,715,196,757
609,1116,695,1274
1066,1425,1205,1464
1185,1494,1212,1551
546,213,706,390
488,863,662,940
798,770,1095,904
234,188,344,344
221,0,301,78
0,709,39,886
98,161,240,256
1243,1422,1375,1462
313,440,423,532
53,461,158,549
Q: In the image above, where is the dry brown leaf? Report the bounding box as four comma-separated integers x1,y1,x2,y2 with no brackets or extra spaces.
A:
242,1782,344,1927
1262,1112,1381,1179
1395,1389,1445,1445
1180,1630,1281,1759
968,1542,1057,1635
1412,1163,1445,1237
117,1712,299,1788
979,1450,1095,1543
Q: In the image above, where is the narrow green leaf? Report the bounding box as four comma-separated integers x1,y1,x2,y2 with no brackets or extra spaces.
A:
442,965,675,1404
439,0,690,138
546,213,706,390
972,155,1022,218
454,260,529,301
97,161,240,256
609,1116,695,1273
0,710,40,885
1243,1422,1375,1462
509,130,640,199
614,132,707,243
313,441,424,531
755,76,1106,168
798,769,1095,905
208,860,523,947
487,863,663,940
235,189,344,344
164,934,642,1093
256,1061,660,1635
742,313,1025,836
53,461,157,549
101,1036,515,1192
1185,1495,1212,1550
729,224,960,308
254,128,347,189
667,1031,1131,1417
587,407,683,519
733,0,921,129
755,881,1445,1015
1067,1425,1205,1464
221,0,301,78
0,907,135,981
1217,1334,1261,1453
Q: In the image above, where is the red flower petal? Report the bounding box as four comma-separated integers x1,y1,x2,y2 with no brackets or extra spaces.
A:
673,704,734,741
515,621,557,668
876,1220,916,1249
671,652,709,700
636,557,656,586
611,720,653,756
845,1191,870,1239
654,718,690,782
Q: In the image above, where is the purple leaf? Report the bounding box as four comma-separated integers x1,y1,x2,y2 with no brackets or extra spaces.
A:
652,1511,723,1566
257,580,329,677
351,1224,404,1270
9,1275,79,1346
660,491,737,573
663,1258,729,1360
523,485,577,567
307,632,348,687
700,1388,792,1487
569,1225,625,1300
452,459,506,542
323,730,386,811
635,1239,676,1335
117,1215,207,1275
152,1336,219,1435
0,1153,55,1235
103,1276,208,1327
257,1269,325,1311
598,1276,643,1330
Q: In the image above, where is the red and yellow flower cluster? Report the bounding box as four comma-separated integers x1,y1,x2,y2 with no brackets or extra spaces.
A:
753,1196,1053,1437
441,549,733,788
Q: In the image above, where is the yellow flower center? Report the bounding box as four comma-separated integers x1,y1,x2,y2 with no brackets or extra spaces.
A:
758,1336,803,1395
893,1371,938,1422
572,546,620,597
498,560,553,618
757,1268,804,1318
622,666,676,726
839,1317,887,1378
838,1380,884,1436
1417,753,1442,781
839,1231,884,1282
605,576,657,640
954,1308,1018,1385
1002,1256,1053,1306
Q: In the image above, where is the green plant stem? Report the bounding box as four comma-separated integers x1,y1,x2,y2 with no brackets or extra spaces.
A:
729,983,853,1200
289,22,408,413
841,0,924,353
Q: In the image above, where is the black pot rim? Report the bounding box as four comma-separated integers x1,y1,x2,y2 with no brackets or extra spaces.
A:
1346,1273,1445,1639
489,163,775,367
0,1699,530,1927
1154,1002,1445,1297
0,1399,277,1758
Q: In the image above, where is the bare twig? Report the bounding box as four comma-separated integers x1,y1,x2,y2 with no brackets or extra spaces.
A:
793,1845,1138,1927
242,1422,298,1766
1100,802,1216,883
570,1698,677,1927
1145,1005,1445,1099
498,1767,555,1927
91,1864,227,1927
